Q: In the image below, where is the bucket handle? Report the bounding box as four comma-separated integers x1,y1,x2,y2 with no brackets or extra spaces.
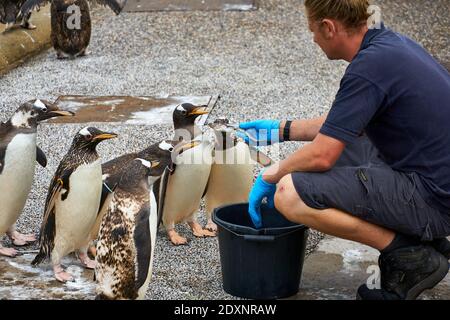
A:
243,235,275,242
223,225,308,241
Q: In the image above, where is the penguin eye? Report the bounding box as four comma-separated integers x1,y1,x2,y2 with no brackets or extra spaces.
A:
85,134,93,141
169,147,174,152
181,110,187,116
41,107,48,112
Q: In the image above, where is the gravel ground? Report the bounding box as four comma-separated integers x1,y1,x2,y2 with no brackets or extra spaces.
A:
0,0,449,300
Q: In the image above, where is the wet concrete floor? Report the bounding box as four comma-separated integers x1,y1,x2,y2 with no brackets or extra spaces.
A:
0,253,95,300
50,95,218,125
123,0,256,12
292,237,450,300
1,236,448,300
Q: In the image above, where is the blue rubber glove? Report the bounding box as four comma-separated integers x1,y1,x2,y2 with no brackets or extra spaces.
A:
238,120,281,145
248,173,276,229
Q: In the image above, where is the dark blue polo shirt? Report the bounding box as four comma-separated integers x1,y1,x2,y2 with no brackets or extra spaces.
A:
320,24,450,213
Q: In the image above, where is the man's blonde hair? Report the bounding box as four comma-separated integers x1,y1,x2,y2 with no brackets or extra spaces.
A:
304,0,370,30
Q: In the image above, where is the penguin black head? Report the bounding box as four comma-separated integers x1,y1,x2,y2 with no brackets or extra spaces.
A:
118,158,161,191
172,103,209,131
138,139,200,175
9,99,74,129
72,127,118,151
140,140,176,174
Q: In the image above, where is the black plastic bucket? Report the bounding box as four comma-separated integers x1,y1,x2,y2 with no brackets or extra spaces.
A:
213,203,309,299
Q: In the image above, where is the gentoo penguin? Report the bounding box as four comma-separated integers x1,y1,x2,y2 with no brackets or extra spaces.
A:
160,103,215,245
0,0,36,30
204,119,254,231
19,0,127,59
95,157,168,300
87,139,180,257
32,126,117,282
0,99,73,257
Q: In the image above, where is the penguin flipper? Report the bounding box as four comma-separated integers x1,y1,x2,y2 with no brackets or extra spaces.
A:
0,122,12,175
32,206,56,265
36,146,47,168
0,144,6,175
33,163,74,265
133,205,151,292
155,168,170,229
32,181,62,265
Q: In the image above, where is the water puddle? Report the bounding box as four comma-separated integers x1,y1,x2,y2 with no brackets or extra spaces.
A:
0,254,95,300
49,95,219,125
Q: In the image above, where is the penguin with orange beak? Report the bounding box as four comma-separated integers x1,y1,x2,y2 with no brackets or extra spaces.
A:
159,103,216,245
0,99,73,257
32,127,117,282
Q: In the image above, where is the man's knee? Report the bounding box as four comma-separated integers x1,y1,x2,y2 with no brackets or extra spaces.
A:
274,174,309,220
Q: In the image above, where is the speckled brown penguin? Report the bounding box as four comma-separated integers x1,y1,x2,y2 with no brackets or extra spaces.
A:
95,157,167,300
0,0,37,30
19,0,127,58
0,99,73,257
87,139,179,257
32,127,117,282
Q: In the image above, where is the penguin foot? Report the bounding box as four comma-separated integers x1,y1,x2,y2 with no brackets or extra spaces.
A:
7,231,36,246
88,245,97,258
205,221,218,233
0,246,18,257
167,230,188,246
21,22,36,30
54,265,74,282
4,23,14,32
77,49,89,57
189,222,217,238
78,252,96,269
56,51,69,60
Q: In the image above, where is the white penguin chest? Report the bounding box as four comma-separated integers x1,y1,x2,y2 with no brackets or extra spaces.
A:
0,133,36,181
0,133,36,232
163,141,213,223
56,159,102,241
206,142,254,207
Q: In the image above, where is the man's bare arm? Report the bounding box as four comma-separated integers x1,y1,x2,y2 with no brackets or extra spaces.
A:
264,133,346,184
279,115,327,142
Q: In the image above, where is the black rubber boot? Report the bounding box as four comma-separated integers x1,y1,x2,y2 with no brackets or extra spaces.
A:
430,238,450,259
357,245,449,300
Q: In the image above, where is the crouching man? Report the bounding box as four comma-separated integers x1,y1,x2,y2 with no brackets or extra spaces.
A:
239,0,450,300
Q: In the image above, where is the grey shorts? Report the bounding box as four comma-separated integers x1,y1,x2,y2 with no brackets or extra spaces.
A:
291,136,450,241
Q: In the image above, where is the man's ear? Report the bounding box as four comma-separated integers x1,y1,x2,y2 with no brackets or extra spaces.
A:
321,19,337,39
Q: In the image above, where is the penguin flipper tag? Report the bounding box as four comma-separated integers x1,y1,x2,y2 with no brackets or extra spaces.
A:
90,0,128,15
96,182,116,222
36,146,47,168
